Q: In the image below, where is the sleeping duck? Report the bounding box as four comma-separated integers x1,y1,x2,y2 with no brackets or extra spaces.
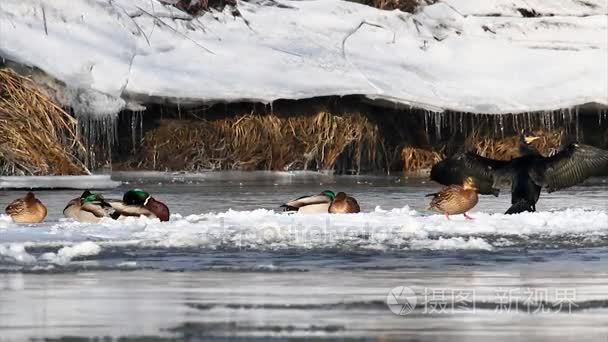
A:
109,189,170,222
328,192,360,213
63,190,117,223
281,190,360,214
5,192,47,223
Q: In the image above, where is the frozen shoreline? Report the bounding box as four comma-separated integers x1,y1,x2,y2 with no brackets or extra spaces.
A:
1,0,606,116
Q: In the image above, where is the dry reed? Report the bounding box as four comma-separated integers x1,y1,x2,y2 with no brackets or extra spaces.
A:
364,0,435,12
0,69,88,175
159,0,236,16
399,129,563,174
132,112,379,172
466,130,562,161
401,146,442,174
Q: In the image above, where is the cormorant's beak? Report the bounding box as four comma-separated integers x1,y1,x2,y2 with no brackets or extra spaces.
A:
524,136,540,144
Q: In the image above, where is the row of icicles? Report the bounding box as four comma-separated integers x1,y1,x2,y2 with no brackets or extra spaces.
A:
75,106,607,169
421,108,607,139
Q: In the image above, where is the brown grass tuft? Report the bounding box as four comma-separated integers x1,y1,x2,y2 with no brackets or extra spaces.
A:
401,146,442,174
130,112,379,172
0,69,89,175
466,130,562,160
363,0,436,12
159,0,236,16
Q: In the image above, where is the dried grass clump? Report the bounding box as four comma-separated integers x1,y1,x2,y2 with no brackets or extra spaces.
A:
363,0,436,12
134,112,379,172
400,129,563,173
159,0,236,16
466,130,562,161
401,146,442,174
0,69,88,175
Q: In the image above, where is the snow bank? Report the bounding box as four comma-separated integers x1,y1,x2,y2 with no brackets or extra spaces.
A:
0,175,120,189
0,0,605,115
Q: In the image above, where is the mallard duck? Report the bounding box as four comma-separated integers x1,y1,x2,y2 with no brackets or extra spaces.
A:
426,176,478,220
63,190,118,223
5,192,47,223
108,189,170,222
431,130,608,214
280,190,336,213
328,192,360,213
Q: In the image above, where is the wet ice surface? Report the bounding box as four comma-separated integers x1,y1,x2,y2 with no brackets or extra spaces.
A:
0,172,607,341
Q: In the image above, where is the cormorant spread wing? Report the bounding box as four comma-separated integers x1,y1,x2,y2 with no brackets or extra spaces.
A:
529,143,608,192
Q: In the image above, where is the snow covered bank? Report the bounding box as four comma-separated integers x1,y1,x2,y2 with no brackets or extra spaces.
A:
0,0,606,115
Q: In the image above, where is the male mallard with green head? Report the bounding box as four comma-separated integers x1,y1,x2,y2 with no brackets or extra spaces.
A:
426,176,479,220
5,192,47,223
63,190,118,223
328,192,360,213
109,189,170,222
281,190,336,213
281,190,360,213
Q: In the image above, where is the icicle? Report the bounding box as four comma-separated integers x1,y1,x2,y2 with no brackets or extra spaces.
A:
76,113,117,170
423,110,429,137
575,106,580,141
435,112,442,138
470,114,475,135
498,114,505,137
459,112,464,134
131,112,137,150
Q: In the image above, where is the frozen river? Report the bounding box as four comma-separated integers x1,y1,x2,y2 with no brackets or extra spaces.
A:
0,172,607,341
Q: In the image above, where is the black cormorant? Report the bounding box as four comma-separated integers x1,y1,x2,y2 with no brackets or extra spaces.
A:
430,131,608,214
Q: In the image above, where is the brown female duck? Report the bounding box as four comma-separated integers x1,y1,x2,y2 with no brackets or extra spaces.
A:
328,192,360,213
427,177,478,220
5,192,47,223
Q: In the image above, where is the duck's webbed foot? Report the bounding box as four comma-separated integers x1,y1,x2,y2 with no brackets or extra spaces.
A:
464,213,475,220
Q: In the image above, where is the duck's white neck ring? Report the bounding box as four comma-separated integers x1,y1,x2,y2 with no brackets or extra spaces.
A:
144,196,151,206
